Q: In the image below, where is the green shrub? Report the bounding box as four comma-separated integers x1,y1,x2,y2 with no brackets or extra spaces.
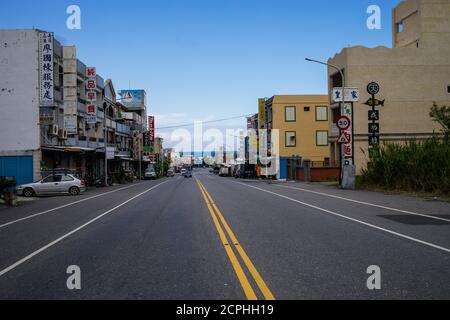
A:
360,137,450,194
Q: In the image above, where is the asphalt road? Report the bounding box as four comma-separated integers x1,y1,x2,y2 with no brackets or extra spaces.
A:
0,169,449,300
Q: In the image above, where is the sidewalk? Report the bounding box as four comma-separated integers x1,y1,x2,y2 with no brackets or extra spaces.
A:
0,196,39,210
261,178,450,203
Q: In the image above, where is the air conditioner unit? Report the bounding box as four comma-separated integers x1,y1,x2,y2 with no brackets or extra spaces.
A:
49,124,59,136
58,129,68,140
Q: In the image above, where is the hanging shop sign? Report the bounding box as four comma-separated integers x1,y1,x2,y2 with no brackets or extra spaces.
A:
39,32,54,106
332,87,360,103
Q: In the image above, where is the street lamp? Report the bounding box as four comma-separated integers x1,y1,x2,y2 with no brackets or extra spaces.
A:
305,57,346,186
305,58,345,92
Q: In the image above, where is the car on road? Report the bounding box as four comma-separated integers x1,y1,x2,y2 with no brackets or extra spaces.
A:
183,170,193,178
144,168,157,180
16,174,86,197
167,170,175,177
219,167,231,177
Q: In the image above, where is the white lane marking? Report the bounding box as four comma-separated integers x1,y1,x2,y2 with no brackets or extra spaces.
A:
0,181,168,278
268,183,450,223
0,182,148,229
233,181,450,254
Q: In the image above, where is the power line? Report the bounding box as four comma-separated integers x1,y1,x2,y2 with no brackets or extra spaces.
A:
155,114,253,130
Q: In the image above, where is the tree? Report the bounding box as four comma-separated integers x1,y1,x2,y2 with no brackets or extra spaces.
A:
162,159,171,173
430,103,450,140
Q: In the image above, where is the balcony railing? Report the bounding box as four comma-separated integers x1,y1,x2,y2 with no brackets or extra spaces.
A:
116,123,131,135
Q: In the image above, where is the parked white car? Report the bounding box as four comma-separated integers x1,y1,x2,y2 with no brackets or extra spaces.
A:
16,174,86,197
144,168,157,180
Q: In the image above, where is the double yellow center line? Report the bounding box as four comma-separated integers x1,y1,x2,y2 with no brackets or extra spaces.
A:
196,178,275,301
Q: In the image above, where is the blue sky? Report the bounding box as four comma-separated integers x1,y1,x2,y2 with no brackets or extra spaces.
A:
1,0,399,148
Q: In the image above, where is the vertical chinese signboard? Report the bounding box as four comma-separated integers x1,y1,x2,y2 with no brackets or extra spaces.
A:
63,46,78,134
39,32,54,106
366,82,382,148
133,132,143,161
143,132,151,154
86,67,97,124
140,116,155,162
148,116,155,144
333,87,358,167
140,116,155,161
258,98,266,129
342,103,354,166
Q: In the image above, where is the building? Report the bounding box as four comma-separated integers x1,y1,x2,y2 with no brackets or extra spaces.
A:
0,29,146,184
164,148,174,168
245,114,259,163
260,95,332,180
103,81,147,179
327,0,450,173
39,47,107,181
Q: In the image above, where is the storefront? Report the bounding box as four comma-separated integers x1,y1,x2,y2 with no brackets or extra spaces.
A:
41,146,104,180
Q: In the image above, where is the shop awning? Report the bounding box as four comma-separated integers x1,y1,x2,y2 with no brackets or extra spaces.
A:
42,145,96,153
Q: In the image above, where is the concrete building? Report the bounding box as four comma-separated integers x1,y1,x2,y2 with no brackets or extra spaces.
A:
0,29,146,184
260,95,332,180
103,80,147,179
327,0,450,173
0,29,44,184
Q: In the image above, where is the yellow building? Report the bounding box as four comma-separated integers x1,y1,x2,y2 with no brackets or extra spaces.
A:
327,0,450,173
260,95,331,180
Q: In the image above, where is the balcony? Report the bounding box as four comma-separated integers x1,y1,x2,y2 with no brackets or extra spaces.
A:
118,112,143,124
105,119,117,130
116,123,131,135
130,123,145,132
116,148,132,159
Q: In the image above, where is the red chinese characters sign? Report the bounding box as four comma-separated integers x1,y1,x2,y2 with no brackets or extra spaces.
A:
86,80,96,90
86,67,96,78
87,91,97,102
148,116,155,143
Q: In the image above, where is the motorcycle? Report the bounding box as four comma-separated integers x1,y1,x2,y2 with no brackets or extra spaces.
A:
95,176,113,187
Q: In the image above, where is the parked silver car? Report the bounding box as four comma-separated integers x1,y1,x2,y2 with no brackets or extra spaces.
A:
144,168,157,180
16,174,86,197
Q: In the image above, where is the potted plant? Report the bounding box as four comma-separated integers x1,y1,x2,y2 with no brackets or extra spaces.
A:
0,177,17,206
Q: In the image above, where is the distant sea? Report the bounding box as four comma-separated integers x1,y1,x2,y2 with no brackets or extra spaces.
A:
174,151,237,157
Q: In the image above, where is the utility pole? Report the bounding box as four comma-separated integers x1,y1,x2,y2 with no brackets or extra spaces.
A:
305,57,347,186
139,132,142,180
104,115,108,186
161,149,165,177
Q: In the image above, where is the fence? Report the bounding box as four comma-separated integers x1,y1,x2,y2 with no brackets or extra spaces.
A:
287,159,340,182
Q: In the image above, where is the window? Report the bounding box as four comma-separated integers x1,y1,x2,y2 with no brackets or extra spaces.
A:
316,106,328,121
285,131,297,147
447,85,450,94
316,131,328,146
397,22,404,33
61,175,75,182
42,175,62,183
285,106,296,122
304,106,310,112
